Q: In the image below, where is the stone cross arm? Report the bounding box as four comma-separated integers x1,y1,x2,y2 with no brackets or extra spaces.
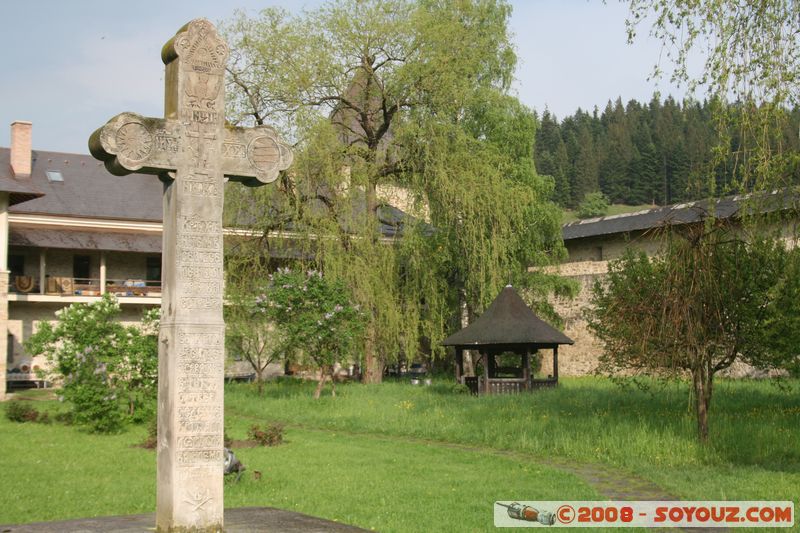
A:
89,112,293,186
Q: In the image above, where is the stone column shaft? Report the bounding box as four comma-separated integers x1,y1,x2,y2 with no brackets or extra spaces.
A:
156,20,227,531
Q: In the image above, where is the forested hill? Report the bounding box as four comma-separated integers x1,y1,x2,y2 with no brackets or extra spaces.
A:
535,95,800,208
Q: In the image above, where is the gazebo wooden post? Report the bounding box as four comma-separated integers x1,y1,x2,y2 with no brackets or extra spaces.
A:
553,345,559,383
523,349,531,391
455,348,463,384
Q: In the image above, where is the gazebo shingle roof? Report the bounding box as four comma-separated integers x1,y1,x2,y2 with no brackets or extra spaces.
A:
442,285,573,348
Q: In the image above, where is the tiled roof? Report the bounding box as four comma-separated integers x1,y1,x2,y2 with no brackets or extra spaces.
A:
0,147,417,238
562,193,792,241
1,147,163,221
0,174,43,206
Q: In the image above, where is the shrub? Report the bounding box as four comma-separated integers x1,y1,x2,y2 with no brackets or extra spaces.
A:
577,191,609,219
53,411,74,425
431,382,470,395
141,417,158,449
5,401,45,423
449,383,470,395
247,422,284,446
256,268,365,399
25,294,158,433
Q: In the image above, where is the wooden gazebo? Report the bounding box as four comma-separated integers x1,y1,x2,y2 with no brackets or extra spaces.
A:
442,285,574,395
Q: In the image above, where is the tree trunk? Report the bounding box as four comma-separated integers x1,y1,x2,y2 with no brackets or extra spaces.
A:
691,363,714,443
314,372,327,400
256,367,264,396
330,368,337,398
360,177,385,384
461,297,475,377
463,351,476,377
362,328,384,383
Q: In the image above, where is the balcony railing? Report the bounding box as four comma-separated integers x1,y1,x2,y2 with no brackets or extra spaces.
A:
11,275,162,298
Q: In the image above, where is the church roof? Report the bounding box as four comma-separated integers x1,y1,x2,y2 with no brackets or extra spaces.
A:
442,285,574,348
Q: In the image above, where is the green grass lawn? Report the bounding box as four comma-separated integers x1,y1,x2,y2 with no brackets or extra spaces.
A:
226,377,800,507
1,377,798,531
0,389,597,531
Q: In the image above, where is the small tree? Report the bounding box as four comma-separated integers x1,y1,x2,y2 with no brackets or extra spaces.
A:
577,191,610,219
225,288,284,395
25,294,158,432
257,268,365,399
588,221,800,442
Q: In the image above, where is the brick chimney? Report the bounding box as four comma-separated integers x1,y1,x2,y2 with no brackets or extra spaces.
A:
10,121,32,177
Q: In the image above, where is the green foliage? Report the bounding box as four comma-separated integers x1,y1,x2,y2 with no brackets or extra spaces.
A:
762,256,800,377
223,0,568,379
141,417,158,449
247,422,285,446
430,382,470,395
256,268,365,396
5,401,49,424
577,191,610,219
626,1,800,204
536,95,800,208
225,275,285,394
24,294,158,432
587,223,800,441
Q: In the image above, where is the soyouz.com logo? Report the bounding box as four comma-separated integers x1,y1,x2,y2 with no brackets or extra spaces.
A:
494,501,794,528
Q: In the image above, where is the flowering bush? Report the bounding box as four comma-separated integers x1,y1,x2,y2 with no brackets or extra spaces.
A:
256,268,364,398
25,294,158,432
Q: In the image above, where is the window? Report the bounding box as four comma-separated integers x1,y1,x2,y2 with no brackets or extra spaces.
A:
146,256,161,286
45,170,64,182
73,255,91,281
8,255,24,278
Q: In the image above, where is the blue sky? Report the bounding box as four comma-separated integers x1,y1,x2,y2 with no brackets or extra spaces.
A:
0,1,683,154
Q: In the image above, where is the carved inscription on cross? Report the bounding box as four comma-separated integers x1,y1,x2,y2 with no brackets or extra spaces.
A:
88,18,291,532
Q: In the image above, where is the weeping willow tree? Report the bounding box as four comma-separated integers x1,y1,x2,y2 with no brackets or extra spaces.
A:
222,0,572,382
625,0,800,202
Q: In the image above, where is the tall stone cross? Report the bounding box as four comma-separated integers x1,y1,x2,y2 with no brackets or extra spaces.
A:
89,19,292,532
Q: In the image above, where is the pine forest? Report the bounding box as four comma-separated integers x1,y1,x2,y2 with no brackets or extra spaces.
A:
535,95,800,208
